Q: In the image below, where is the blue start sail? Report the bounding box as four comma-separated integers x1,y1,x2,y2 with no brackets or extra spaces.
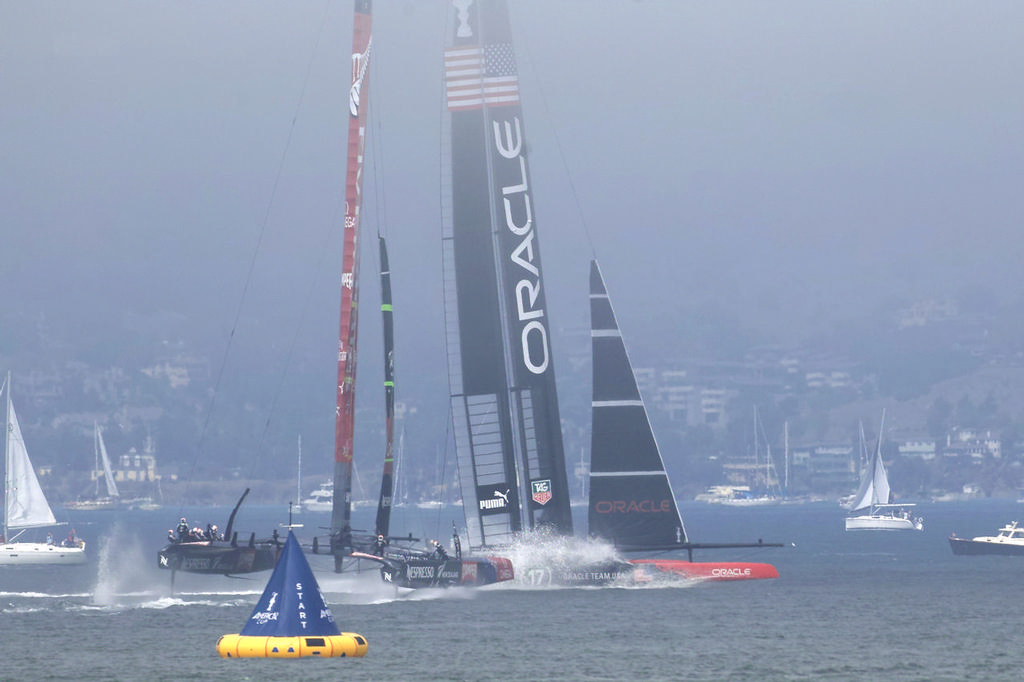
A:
240,531,339,638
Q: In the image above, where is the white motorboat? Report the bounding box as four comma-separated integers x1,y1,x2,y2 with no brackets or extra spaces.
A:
302,481,333,512
949,521,1024,556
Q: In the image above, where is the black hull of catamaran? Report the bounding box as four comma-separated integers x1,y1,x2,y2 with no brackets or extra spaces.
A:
351,551,513,589
157,541,281,575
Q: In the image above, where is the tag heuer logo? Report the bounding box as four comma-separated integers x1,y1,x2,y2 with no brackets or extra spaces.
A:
532,479,552,506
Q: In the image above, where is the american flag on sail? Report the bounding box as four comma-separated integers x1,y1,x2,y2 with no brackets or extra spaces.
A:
445,43,520,111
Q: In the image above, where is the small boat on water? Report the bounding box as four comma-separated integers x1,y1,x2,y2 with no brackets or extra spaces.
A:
844,410,923,531
1,372,87,566
64,422,120,511
302,481,332,513
949,521,1024,556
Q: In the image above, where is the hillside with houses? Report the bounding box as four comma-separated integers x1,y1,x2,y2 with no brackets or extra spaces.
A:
4,290,1024,506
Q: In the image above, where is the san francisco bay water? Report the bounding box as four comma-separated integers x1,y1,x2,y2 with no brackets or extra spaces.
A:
2,498,1022,681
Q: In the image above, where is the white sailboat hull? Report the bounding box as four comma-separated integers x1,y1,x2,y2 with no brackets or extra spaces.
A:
845,514,923,531
719,496,781,507
0,541,87,566
64,497,119,511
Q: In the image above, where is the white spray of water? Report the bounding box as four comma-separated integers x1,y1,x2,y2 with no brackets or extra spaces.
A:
91,522,197,606
487,529,701,590
493,529,625,588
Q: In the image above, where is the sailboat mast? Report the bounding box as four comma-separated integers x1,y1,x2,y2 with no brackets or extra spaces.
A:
375,236,395,538
784,420,789,494
93,422,100,498
3,372,10,540
331,0,373,566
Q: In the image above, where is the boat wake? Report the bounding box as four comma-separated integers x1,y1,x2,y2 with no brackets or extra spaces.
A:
496,531,699,590
0,590,91,599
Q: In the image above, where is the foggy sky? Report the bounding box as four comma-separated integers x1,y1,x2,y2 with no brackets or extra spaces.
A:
3,1,1024,462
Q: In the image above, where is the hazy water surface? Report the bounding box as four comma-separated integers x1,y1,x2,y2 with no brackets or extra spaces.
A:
2,500,1022,681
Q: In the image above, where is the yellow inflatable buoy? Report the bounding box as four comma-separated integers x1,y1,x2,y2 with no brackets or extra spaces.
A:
216,633,368,658
217,531,367,659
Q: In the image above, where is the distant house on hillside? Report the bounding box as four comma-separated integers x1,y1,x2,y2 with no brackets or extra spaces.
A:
114,436,159,483
944,428,1001,460
895,437,937,461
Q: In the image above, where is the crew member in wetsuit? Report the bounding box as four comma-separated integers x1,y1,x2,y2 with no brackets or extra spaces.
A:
431,540,448,561
176,517,189,542
373,534,386,556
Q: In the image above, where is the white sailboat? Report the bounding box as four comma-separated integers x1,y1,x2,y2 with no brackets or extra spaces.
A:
1,372,87,565
65,422,120,511
720,407,781,506
844,409,923,531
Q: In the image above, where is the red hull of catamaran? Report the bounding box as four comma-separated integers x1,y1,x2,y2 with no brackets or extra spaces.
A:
630,559,779,581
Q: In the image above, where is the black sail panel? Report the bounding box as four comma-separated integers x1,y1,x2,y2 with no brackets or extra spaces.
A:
444,0,520,547
588,260,687,550
442,0,573,547
375,236,395,538
448,104,522,544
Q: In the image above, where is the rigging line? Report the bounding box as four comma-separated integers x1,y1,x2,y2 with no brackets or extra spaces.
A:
180,0,337,504
432,400,455,541
517,18,598,261
244,2,351,486
244,194,345,486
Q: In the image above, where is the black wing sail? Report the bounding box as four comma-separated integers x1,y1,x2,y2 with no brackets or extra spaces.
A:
442,0,573,548
588,260,687,551
375,236,395,538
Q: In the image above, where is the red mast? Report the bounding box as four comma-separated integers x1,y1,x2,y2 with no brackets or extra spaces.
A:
331,0,373,567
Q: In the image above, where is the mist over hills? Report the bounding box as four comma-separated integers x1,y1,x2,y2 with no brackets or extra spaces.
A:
4,1,1024,500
